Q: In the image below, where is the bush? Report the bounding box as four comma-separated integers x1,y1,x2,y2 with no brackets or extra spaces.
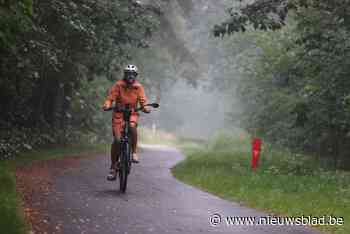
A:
0,125,109,160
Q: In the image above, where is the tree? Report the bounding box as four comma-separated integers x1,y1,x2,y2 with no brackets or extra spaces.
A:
214,0,350,168
0,0,159,158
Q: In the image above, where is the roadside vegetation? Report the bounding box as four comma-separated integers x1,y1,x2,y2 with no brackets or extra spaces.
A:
214,0,350,170
173,131,350,234
0,162,26,234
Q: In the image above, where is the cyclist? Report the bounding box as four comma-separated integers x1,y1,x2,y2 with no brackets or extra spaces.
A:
103,64,151,181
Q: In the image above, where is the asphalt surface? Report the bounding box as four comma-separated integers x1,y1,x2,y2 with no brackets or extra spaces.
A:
40,145,322,234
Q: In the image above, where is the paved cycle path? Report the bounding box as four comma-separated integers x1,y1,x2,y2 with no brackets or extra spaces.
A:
23,145,323,234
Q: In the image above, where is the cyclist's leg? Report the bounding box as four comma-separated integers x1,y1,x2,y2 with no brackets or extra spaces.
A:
108,124,122,180
130,114,139,155
111,119,123,169
130,123,139,163
130,123,138,153
111,136,121,169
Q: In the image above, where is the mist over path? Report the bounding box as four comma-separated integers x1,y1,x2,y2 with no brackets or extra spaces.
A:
21,146,322,234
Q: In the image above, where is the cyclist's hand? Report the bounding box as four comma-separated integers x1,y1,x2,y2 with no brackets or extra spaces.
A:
142,106,151,113
103,101,112,111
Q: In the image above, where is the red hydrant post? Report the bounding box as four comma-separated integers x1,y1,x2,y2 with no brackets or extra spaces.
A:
251,138,262,170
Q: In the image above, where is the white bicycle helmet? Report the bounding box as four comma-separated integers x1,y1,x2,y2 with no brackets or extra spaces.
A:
124,64,138,74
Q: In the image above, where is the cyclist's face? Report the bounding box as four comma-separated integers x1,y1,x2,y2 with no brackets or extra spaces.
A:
124,71,137,84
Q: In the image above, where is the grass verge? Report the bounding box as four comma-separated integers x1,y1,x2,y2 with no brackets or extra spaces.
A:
0,144,108,234
172,131,350,234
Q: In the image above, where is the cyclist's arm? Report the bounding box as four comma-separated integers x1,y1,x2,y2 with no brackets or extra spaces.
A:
103,84,120,109
137,86,149,112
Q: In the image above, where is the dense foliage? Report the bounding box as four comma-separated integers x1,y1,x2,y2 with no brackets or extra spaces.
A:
215,0,350,168
0,0,158,158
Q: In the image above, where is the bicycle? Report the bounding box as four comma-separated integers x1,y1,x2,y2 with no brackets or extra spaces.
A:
104,103,159,193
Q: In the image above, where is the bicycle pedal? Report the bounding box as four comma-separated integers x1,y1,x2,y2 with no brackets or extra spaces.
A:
107,176,117,181
131,159,139,164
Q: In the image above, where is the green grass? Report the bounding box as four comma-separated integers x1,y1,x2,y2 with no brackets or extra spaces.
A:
172,131,350,234
0,162,26,234
0,144,108,234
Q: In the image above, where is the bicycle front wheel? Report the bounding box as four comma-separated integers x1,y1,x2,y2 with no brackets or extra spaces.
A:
119,143,129,193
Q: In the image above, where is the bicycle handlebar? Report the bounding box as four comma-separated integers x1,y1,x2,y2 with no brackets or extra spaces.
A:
103,103,159,112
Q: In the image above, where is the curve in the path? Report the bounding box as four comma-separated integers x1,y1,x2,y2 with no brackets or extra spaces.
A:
25,145,323,234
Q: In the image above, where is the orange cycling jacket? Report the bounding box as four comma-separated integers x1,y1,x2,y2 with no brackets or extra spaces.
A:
103,79,148,123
